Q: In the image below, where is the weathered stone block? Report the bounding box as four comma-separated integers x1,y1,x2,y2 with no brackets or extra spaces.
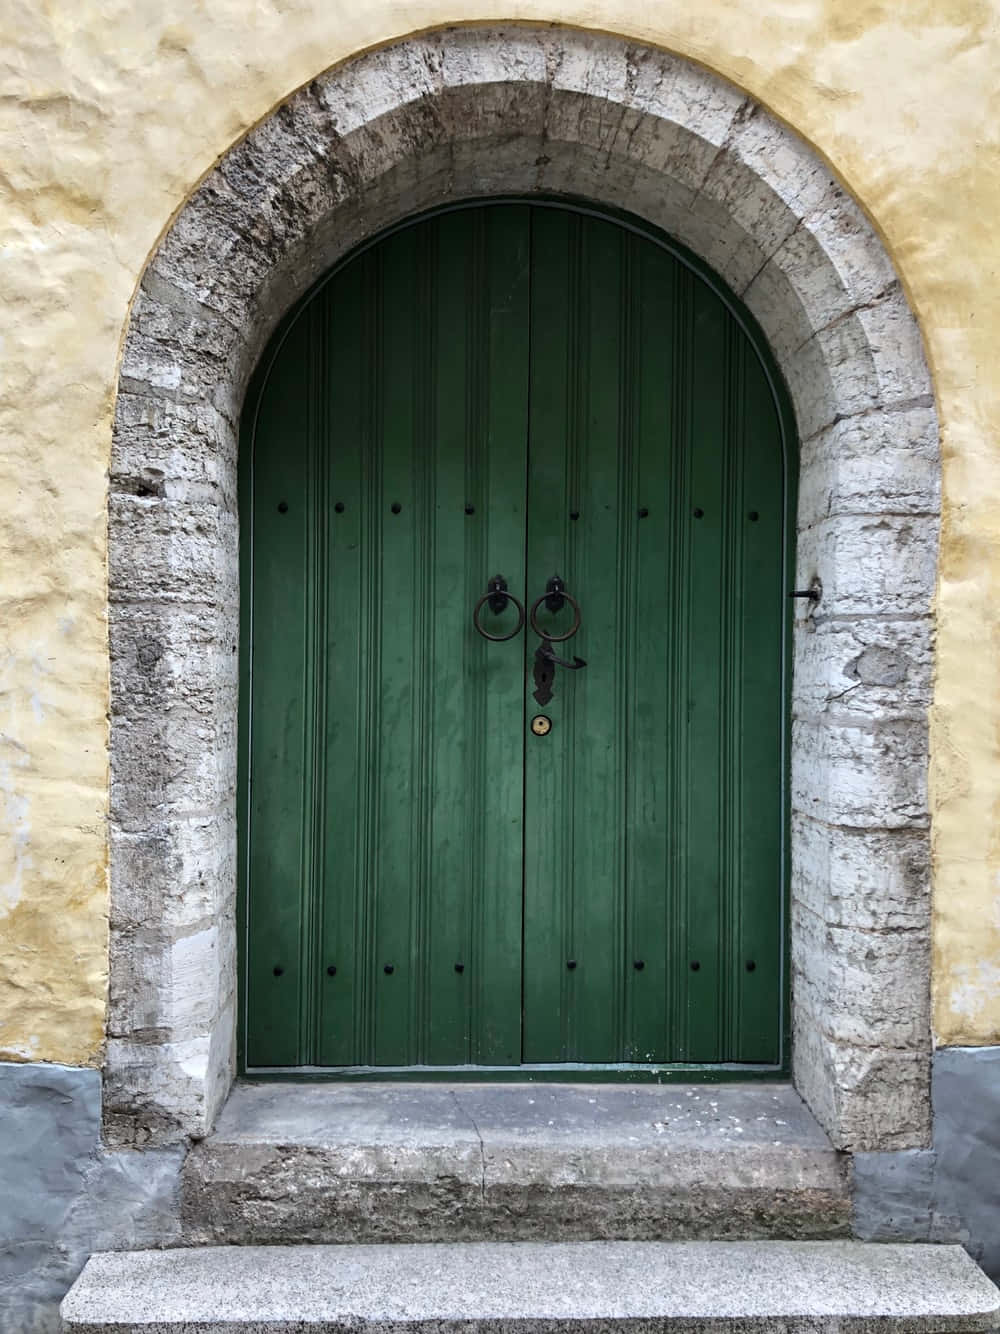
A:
792,617,933,721
434,26,549,90
700,151,801,286
742,251,818,362
111,600,238,724
108,494,238,605
634,49,745,151
122,326,235,409
726,107,839,224
111,705,236,833
220,93,349,219
105,1009,235,1147
429,80,549,147
797,405,940,527
550,30,633,106
315,40,440,138
791,716,928,828
544,87,639,162
779,318,880,440
684,188,778,295
108,922,229,1044
109,812,237,933
129,286,238,358
812,314,883,416
857,286,935,405
344,100,454,186
771,327,838,439
756,223,854,340
793,1016,931,1150
792,901,930,1049
791,814,930,931
795,514,938,618
617,160,703,240
621,114,720,194
147,184,269,328
113,392,238,508
798,191,898,320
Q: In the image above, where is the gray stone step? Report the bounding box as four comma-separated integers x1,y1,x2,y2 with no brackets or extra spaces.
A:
181,1082,851,1245
61,1240,1000,1333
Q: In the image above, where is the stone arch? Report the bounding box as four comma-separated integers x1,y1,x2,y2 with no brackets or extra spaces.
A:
107,24,938,1150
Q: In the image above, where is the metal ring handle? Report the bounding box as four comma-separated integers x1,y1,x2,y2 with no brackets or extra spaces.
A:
529,590,582,642
473,589,526,642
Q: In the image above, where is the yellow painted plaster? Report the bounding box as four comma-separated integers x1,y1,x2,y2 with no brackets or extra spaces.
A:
1,0,999,1063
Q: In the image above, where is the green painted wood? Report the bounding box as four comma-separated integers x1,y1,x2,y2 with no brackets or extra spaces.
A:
244,200,790,1071
247,208,530,1068
246,311,313,1067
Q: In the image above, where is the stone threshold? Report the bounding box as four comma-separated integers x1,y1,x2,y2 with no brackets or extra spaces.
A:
62,1240,1000,1332
181,1080,851,1244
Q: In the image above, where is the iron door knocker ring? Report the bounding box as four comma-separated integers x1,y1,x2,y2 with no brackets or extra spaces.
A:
473,575,526,642
528,590,582,642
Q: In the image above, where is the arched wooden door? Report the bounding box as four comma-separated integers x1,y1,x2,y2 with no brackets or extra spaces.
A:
240,201,793,1073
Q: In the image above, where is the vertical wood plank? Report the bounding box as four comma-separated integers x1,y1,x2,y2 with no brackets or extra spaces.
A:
683,278,729,1062
245,313,312,1066
317,255,368,1066
736,347,787,1061
474,205,531,1064
627,235,676,1063
521,206,575,1062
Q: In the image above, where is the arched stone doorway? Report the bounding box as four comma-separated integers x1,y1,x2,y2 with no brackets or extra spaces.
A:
106,25,938,1151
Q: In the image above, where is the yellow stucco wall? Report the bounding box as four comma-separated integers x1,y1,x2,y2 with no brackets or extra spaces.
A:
2,0,999,1065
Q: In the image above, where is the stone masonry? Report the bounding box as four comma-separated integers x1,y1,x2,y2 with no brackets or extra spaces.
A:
107,26,939,1149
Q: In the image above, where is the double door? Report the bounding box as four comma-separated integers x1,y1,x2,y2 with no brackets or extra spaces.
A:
243,202,788,1070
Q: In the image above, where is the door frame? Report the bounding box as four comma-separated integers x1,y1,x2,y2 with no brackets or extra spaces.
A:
236,195,799,1081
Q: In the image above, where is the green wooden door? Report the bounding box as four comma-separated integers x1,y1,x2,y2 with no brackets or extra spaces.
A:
241,201,791,1073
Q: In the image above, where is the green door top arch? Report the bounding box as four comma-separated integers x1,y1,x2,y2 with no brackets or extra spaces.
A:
238,198,797,1078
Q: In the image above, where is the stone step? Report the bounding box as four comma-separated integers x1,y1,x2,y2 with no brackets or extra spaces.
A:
181,1081,851,1245
61,1240,1000,1333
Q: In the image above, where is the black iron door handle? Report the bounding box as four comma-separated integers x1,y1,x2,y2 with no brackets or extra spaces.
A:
529,575,586,705
472,574,525,642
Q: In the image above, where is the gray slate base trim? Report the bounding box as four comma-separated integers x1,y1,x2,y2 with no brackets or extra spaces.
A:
853,1046,1000,1281
0,1062,184,1334
61,1241,1000,1332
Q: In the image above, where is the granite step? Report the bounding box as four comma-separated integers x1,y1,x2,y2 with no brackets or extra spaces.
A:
61,1240,1000,1333
181,1081,851,1245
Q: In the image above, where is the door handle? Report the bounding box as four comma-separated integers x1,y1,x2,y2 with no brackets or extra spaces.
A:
529,575,586,705
473,574,525,642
